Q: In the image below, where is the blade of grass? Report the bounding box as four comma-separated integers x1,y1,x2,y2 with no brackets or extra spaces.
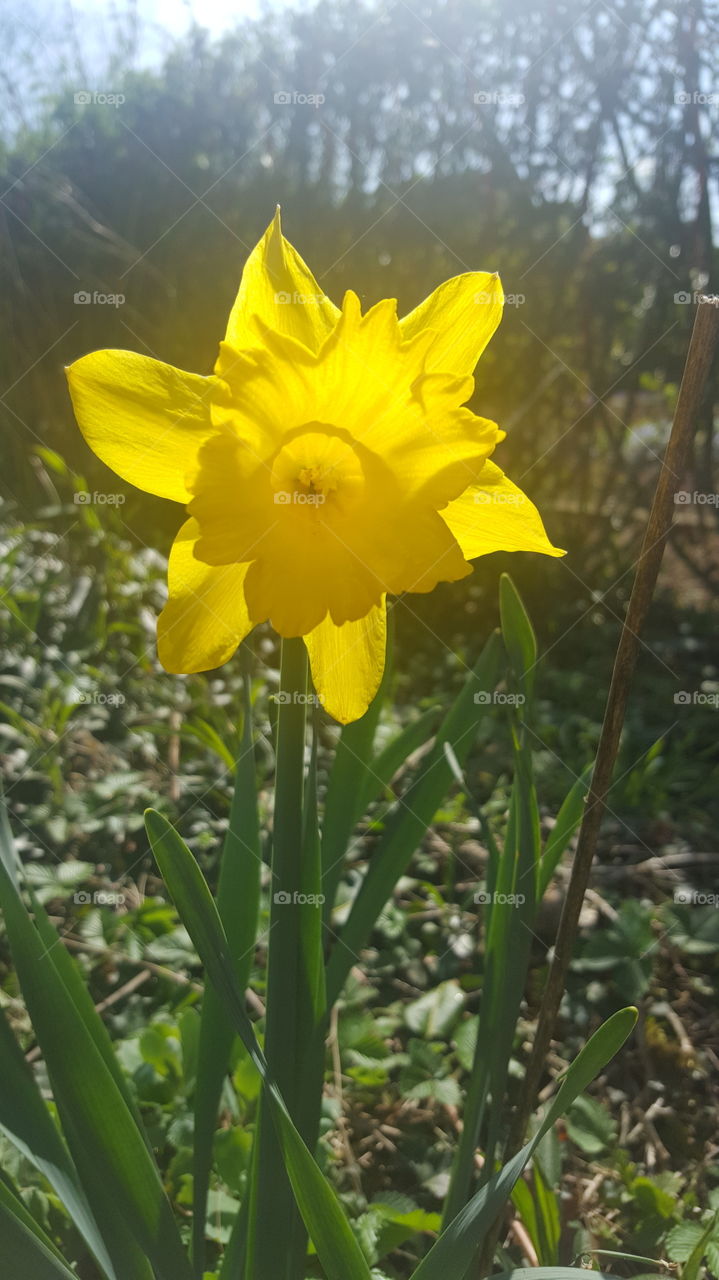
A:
532,1162,561,1265
538,763,593,897
499,573,537,708
0,1176,80,1280
443,725,540,1229
0,1008,118,1280
146,807,373,1280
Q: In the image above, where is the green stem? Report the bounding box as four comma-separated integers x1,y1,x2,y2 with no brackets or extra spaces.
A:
193,646,261,1278
251,637,308,1280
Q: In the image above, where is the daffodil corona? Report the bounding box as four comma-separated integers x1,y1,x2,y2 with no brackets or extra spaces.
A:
67,210,563,723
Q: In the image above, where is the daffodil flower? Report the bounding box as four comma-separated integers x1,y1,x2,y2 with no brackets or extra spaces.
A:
66,210,562,723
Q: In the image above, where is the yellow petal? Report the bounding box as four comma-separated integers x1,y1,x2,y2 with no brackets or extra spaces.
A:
399,271,503,375
158,518,253,672
220,293,498,507
442,461,565,559
304,601,387,724
217,208,340,373
66,350,218,502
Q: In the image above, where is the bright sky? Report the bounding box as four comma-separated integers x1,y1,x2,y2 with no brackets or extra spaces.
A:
12,0,301,81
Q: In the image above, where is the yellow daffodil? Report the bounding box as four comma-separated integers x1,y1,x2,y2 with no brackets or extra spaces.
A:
66,210,563,723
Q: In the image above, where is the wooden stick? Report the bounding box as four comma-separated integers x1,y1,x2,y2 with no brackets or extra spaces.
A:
507,294,719,1159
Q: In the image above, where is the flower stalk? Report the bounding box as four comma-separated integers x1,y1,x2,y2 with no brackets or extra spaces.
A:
252,636,309,1280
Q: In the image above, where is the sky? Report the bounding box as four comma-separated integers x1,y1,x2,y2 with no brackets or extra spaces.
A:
10,0,301,83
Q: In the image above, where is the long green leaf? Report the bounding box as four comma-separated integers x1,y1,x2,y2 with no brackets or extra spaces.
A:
413,1007,637,1279
538,763,593,896
365,703,441,802
0,830,191,1280
30,893,148,1135
26,895,156,1280
443,712,540,1229
483,730,541,1172
499,573,537,705
0,1178,79,1280
0,1008,118,1280
192,658,262,1278
145,808,373,1280
326,630,504,1005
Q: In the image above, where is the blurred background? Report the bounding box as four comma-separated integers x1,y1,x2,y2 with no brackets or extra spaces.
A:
1,3,719,1267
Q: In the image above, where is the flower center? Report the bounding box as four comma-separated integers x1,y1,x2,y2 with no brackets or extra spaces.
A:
270,427,364,511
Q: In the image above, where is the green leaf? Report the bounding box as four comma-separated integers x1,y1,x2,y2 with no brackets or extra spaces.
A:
444,714,540,1228
326,630,503,1004
532,1162,561,1265
405,981,465,1039
682,1212,719,1280
145,808,373,1280
539,763,592,896
0,809,190,1280
322,668,387,914
360,706,442,813
0,1007,118,1280
665,1221,705,1262
0,1176,79,1279
192,659,262,1278
499,573,537,704
412,1008,637,1279
566,1094,617,1156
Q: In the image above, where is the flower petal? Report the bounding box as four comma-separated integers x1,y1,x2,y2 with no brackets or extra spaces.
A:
399,271,503,375
217,208,340,373
442,461,565,559
158,518,253,672
66,350,218,502
304,601,387,724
